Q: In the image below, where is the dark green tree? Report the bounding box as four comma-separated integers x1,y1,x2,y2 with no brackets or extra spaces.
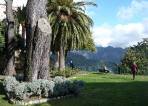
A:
121,40,148,74
47,0,97,71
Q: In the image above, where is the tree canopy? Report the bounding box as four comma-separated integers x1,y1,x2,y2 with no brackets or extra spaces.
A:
47,0,97,52
121,39,148,74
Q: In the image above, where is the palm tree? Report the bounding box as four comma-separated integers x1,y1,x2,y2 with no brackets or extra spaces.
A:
47,0,97,71
15,6,26,38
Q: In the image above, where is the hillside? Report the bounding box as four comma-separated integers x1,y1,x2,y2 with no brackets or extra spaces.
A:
73,46,126,63
66,46,126,72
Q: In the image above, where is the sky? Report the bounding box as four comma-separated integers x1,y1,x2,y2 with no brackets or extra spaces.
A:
0,0,148,48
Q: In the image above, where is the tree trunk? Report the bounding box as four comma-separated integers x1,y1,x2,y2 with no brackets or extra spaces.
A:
24,0,52,82
22,23,25,38
3,0,16,76
54,51,59,69
59,40,65,71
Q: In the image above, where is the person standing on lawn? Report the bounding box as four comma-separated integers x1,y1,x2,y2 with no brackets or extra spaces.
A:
70,60,74,70
131,62,138,80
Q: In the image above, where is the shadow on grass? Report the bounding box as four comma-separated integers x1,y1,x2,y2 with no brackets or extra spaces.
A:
0,81,8,102
0,81,5,95
35,81,148,106
92,72,104,75
1,78,147,106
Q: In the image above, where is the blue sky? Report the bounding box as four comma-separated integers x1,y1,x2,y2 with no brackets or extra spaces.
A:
84,0,148,48
88,0,148,26
0,0,148,48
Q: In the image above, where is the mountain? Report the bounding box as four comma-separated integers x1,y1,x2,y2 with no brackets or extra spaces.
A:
71,46,126,63
66,52,116,72
66,46,126,72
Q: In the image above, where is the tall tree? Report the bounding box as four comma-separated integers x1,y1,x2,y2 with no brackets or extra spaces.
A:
16,6,26,38
0,20,7,75
25,0,52,82
121,44,148,74
4,0,16,76
47,0,96,71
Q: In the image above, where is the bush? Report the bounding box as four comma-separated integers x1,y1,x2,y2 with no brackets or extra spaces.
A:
50,68,80,78
52,76,71,96
71,80,86,95
3,77,19,92
3,76,85,100
14,82,27,100
39,80,55,97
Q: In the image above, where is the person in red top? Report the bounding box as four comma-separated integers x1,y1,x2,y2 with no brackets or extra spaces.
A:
131,62,138,80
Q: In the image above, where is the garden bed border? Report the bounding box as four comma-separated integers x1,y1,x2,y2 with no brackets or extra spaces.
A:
9,95,72,105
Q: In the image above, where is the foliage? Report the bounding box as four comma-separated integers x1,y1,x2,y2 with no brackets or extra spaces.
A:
3,77,19,92
70,80,85,95
0,34,5,52
0,19,7,52
14,82,27,100
47,0,97,52
3,76,85,100
40,80,55,97
50,68,80,78
0,6,26,52
14,34,25,51
120,40,148,74
15,6,26,25
82,36,97,52
52,76,70,96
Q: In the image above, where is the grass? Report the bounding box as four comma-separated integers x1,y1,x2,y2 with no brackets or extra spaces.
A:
1,72,148,106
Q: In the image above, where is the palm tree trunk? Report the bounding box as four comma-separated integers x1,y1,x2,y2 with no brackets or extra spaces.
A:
25,0,52,82
59,40,65,71
4,0,16,76
54,51,59,69
22,23,25,38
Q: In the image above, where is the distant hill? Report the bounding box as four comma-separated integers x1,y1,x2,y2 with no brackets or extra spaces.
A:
66,52,116,72
70,46,126,63
66,46,126,72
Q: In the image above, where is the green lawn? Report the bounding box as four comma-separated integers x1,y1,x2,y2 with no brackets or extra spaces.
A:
1,72,148,106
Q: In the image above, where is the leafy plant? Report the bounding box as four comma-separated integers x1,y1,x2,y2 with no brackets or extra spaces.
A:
121,40,148,74
50,68,79,78
3,76,85,100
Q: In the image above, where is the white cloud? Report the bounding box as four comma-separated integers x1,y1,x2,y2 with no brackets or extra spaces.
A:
92,24,112,47
92,21,148,48
117,0,148,20
13,0,27,7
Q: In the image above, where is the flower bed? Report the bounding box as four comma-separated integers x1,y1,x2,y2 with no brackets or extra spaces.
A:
3,76,85,105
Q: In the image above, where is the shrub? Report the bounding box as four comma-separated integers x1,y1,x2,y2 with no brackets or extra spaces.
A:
26,81,41,97
71,80,86,95
52,76,71,96
3,76,85,101
14,82,27,100
3,77,19,92
50,68,80,78
39,79,55,97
